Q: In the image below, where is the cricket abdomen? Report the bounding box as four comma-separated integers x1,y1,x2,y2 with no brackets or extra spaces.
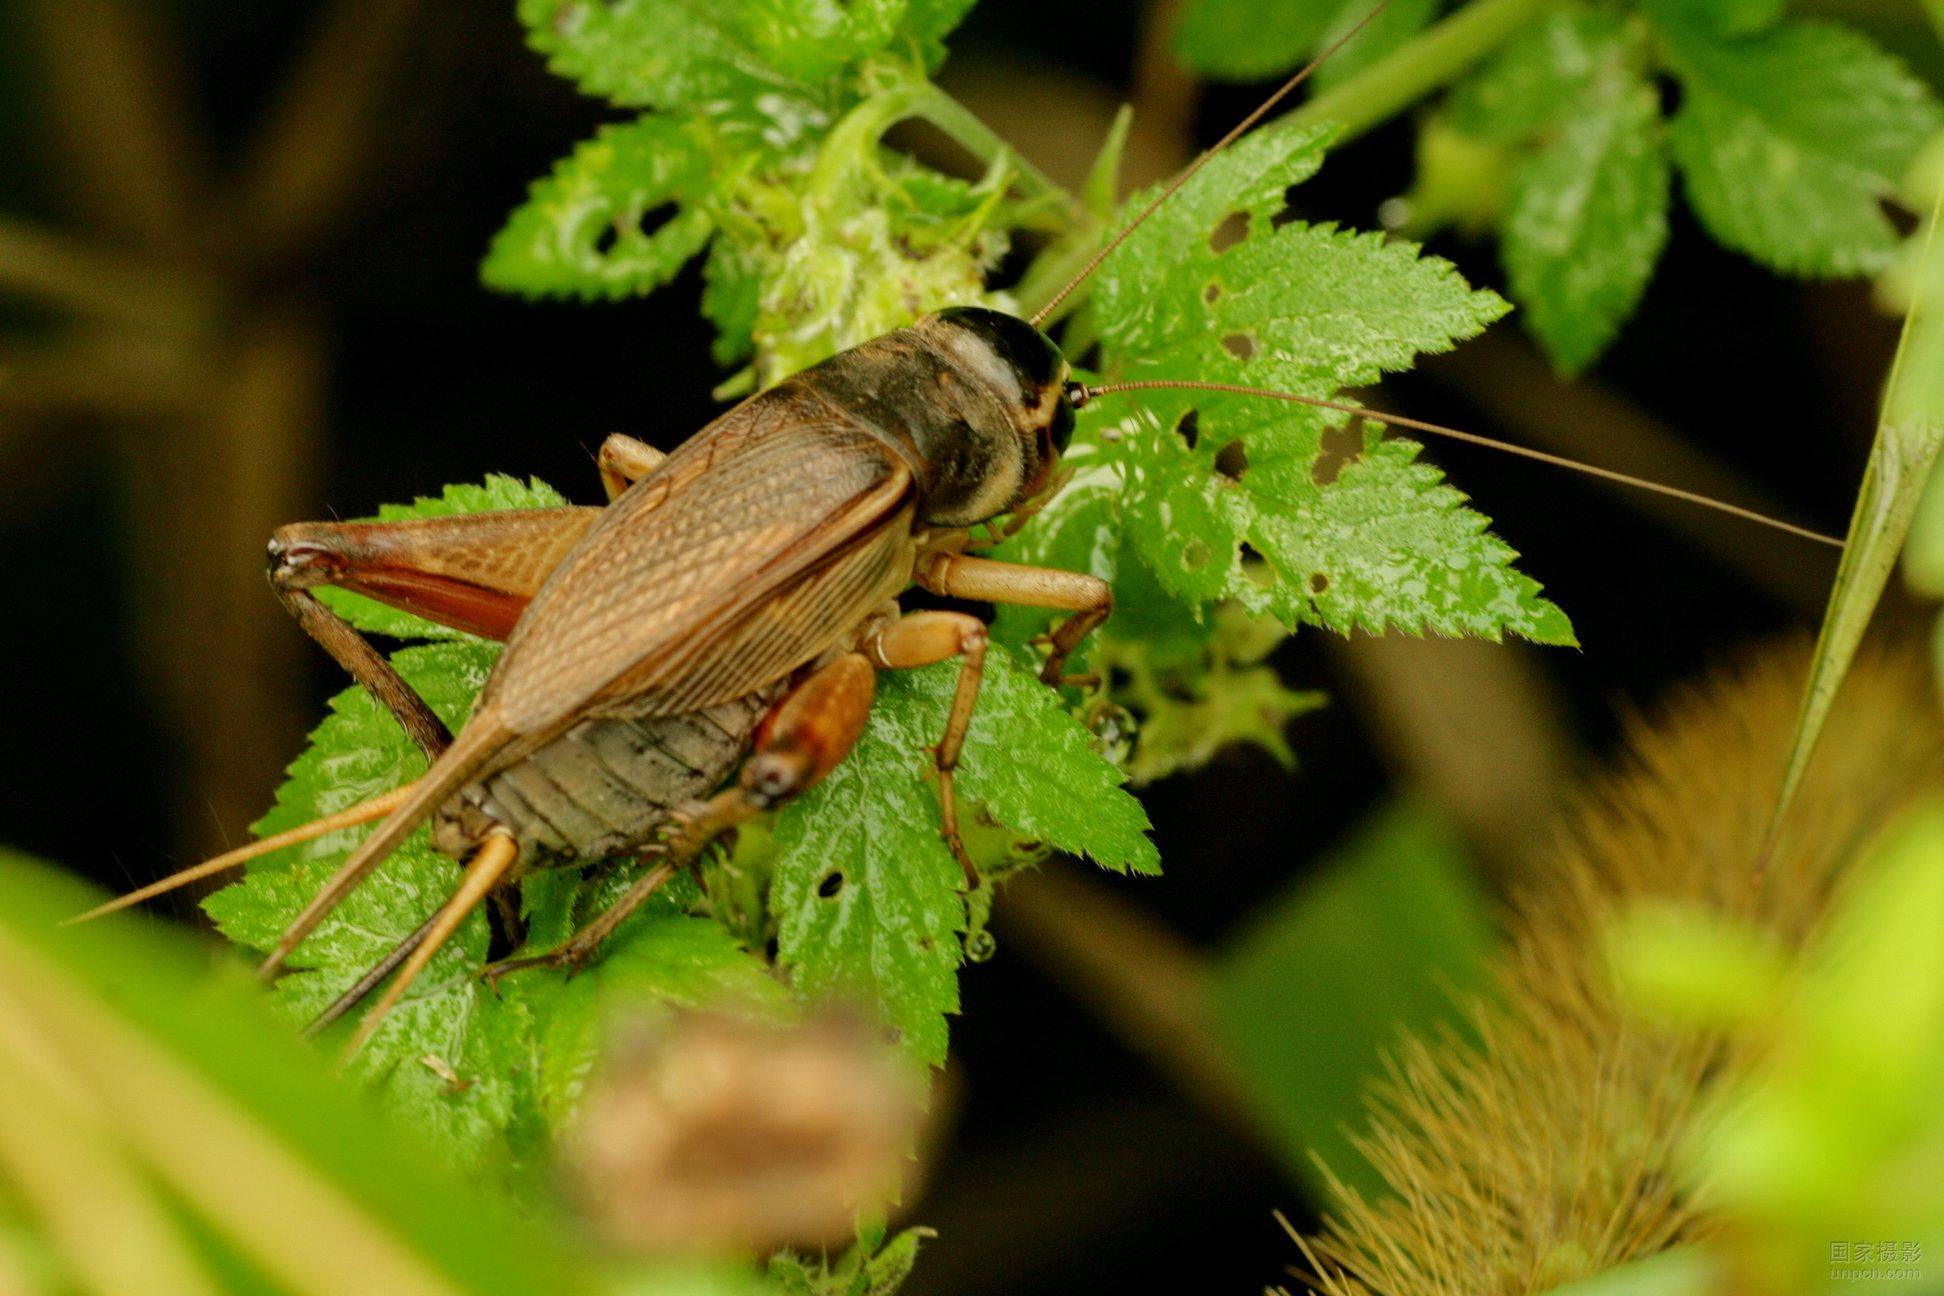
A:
433,687,779,865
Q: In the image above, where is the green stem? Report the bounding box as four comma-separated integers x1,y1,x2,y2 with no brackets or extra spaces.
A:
1287,0,1561,144
903,76,1087,226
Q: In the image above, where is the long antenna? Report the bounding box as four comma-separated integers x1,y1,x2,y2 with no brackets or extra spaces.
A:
1074,379,1844,548
1029,0,1397,328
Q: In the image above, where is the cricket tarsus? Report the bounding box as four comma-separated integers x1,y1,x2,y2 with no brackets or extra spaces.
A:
1074,381,1844,549
1029,0,1399,327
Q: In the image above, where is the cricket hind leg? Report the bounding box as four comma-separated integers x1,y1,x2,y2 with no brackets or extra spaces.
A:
916,552,1112,686
479,653,880,985
269,506,601,755
340,831,521,1057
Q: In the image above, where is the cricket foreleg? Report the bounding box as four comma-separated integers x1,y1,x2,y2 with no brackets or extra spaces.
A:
916,553,1112,686
865,610,988,888
597,433,668,502
483,654,879,983
268,507,600,754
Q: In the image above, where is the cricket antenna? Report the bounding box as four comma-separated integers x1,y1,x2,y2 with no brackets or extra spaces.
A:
1029,0,1398,328
1070,380,1846,549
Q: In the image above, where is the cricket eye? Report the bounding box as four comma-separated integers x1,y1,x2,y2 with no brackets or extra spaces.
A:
1047,391,1075,456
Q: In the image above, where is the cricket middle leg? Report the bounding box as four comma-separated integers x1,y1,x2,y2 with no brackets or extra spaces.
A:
915,552,1112,686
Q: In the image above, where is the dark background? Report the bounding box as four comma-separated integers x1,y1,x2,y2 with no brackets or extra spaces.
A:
0,2,1924,1293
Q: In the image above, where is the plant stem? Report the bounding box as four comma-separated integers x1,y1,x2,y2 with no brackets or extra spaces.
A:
904,76,1087,226
1286,0,1560,144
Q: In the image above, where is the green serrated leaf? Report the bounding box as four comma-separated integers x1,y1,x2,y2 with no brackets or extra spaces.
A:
770,1226,932,1296
1092,121,1566,642
1653,11,1941,276
314,475,568,640
1503,75,1669,372
516,0,815,118
483,117,717,302
773,646,1154,1065
1097,120,1506,394
738,0,906,81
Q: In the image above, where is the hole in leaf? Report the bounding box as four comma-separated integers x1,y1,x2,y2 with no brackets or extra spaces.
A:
1310,420,1365,486
1214,439,1248,481
592,222,620,257
1309,571,1330,594
1655,71,1683,117
1239,541,1264,565
1209,211,1248,253
818,871,845,898
1221,333,1257,361
764,936,780,961
1181,538,1211,570
1175,410,1200,450
1204,282,1223,305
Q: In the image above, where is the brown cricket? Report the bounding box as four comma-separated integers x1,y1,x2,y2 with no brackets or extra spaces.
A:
76,0,1840,1055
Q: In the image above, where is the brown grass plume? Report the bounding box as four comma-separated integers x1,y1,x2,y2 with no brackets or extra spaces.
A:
1299,643,1944,1295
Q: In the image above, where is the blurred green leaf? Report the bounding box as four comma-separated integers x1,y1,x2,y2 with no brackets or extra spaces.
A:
1652,8,1940,276
1605,900,1786,1029
1205,801,1494,1200
1615,802,1944,1288
0,853,596,1295
1499,24,1668,372
1536,1250,1716,1296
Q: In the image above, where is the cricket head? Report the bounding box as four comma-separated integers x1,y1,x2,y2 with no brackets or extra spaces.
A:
909,306,1073,527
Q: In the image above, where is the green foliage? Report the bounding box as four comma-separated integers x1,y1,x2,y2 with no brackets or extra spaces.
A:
1204,802,1495,1201
0,851,697,1296
491,0,1014,388
1188,0,1943,371
773,646,1155,1067
1606,800,1944,1290
769,1226,932,1296
1087,120,1572,643
1654,7,1940,278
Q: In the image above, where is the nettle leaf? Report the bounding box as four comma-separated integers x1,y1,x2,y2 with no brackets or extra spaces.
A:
1502,58,1669,372
1652,9,1942,276
483,117,718,301
1444,9,1624,146
314,475,567,640
1175,0,1439,93
1094,119,1570,643
516,0,815,117
772,645,1154,1066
